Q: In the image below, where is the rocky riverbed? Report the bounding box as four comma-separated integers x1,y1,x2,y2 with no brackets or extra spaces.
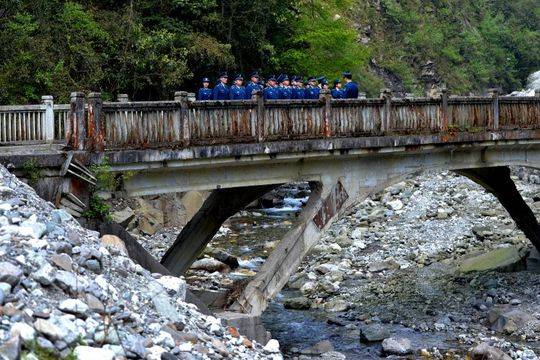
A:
136,168,540,359
0,165,281,359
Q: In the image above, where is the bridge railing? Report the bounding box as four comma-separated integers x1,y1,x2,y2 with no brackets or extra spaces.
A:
1,89,539,148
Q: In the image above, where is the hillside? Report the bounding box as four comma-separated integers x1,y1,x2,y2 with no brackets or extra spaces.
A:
0,0,538,103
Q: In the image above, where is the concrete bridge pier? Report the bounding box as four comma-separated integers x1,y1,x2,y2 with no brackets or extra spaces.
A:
161,185,279,275
457,166,540,251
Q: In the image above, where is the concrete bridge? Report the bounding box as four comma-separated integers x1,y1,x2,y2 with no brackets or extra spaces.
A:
1,89,540,317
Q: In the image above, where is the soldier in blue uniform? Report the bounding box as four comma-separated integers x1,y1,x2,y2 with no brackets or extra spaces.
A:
197,78,213,101
304,77,320,99
279,74,292,100
263,75,280,100
245,71,263,99
292,77,305,99
229,74,246,100
342,71,359,99
320,77,329,91
212,72,229,100
331,79,344,99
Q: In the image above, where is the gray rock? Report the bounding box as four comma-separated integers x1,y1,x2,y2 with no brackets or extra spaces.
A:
471,342,512,360
368,259,399,272
191,258,229,272
51,253,73,272
321,351,347,360
123,333,147,358
487,307,531,333
301,340,334,355
33,263,56,286
74,346,115,360
58,299,89,317
0,335,20,360
54,270,77,293
360,324,390,342
153,293,180,322
84,259,101,272
0,262,23,286
36,337,55,352
10,322,36,343
51,209,72,224
284,296,311,310
382,337,412,355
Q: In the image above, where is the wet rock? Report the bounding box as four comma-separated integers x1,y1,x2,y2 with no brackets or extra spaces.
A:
301,340,334,355
459,247,527,273
382,337,412,355
74,346,115,360
283,296,311,310
324,299,349,312
0,261,22,286
191,258,230,272
206,249,239,269
487,307,531,333
360,324,390,342
471,342,512,360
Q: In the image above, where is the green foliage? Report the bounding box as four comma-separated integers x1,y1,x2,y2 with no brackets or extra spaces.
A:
22,159,42,186
0,0,537,102
82,195,112,221
89,157,118,191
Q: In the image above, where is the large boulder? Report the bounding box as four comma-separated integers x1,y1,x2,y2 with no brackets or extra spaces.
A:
471,342,512,360
459,246,527,273
487,306,532,334
382,337,412,355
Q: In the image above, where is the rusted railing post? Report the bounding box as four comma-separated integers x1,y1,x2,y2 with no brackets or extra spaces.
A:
175,91,190,146
41,95,54,141
380,89,392,133
68,92,86,150
88,92,104,151
320,89,332,137
488,88,500,131
187,92,196,102
117,94,129,103
253,90,265,142
440,86,449,132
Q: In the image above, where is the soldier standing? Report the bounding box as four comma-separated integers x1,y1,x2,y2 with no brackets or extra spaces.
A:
279,74,292,100
304,77,320,99
292,77,305,99
197,77,213,101
229,74,246,100
212,72,229,100
342,71,359,99
263,75,280,100
245,71,263,99
331,79,344,99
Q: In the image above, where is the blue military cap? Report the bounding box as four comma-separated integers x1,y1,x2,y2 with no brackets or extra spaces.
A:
333,79,341,85
281,74,289,82
342,71,352,79
307,76,316,82
202,77,210,83
219,71,228,78
317,76,327,84
250,71,260,79
234,74,243,81
276,74,284,83
267,75,277,82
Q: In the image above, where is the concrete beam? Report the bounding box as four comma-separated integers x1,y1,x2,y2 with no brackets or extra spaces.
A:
160,184,278,275
457,167,540,251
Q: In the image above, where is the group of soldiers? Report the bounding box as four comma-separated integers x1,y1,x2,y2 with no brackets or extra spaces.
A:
197,71,359,101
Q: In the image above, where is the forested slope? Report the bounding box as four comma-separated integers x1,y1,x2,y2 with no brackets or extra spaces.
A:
0,0,538,103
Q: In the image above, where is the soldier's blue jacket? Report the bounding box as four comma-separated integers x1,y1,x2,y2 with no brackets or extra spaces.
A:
263,86,280,100
279,86,292,100
212,82,230,100
331,88,345,99
245,82,263,99
343,81,359,99
229,85,246,100
304,86,320,100
197,88,213,101
291,87,305,99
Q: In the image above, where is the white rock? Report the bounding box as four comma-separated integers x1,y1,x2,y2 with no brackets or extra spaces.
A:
74,346,115,360
300,281,317,294
146,345,166,360
386,199,404,211
382,337,412,355
153,331,175,349
178,342,193,352
32,263,55,286
59,299,89,316
157,276,187,300
10,322,36,342
264,339,280,353
315,263,339,274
